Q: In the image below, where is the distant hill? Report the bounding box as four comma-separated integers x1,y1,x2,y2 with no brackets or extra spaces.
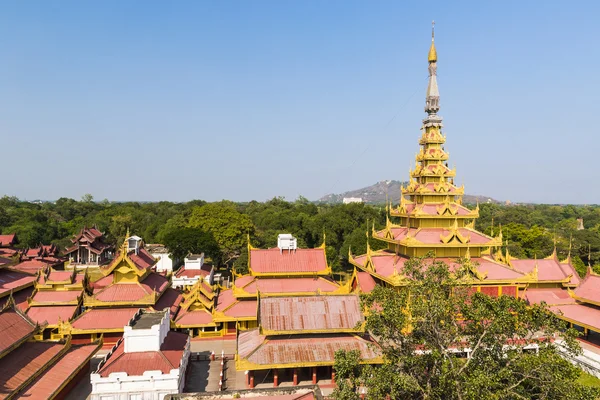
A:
318,180,500,205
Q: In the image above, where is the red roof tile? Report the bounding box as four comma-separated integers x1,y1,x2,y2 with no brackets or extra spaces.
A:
400,203,473,217
0,269,36,296
250,248,328,274
26,306,78,326
90,275,112,290
356,272,376,293
140,272,169,294
352,252,526,282
31,290,81,303
511,259,570,282
71,308,139,331
0,287,34,312
224,300,257,319
0,341,65,398
0,235,17,247
94,273,168,303
550,304,600,332
94,284,151,302
376,227,493,245
175,266,210,278
260,295,363,333
238,329,380,366
524,288,576,306
175,309,214,326
153,288,183,317
128,248,157,270
19,343,100,400
0,307,36,357
216,290,236,310
238,276,339,295
12,260,49,275
98,331,188,377
573,272,600,304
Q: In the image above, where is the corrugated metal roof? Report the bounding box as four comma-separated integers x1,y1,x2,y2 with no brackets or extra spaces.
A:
250,248,327,274
260,295,362,333
238,329,379,366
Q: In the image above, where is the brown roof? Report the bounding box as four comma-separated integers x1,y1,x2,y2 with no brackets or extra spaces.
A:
238,329,380,368
250,248,328,275
0,306,37,358
259,295,363,333
97,331,188,377
19,342,100,400
0,341,66,398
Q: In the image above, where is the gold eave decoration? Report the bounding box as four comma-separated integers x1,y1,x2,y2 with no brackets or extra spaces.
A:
440,222,470,244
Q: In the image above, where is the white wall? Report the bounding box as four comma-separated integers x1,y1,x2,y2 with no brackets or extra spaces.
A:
123,311,170,353
152,253,174,273
90,338,190,400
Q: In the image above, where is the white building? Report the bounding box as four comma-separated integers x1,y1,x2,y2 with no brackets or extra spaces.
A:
277,234,297,252
90,309,191,400
146,244,176,273
172,253,214,289
342,197,363,204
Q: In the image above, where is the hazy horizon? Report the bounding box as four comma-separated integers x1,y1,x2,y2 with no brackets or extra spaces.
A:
1,1,598,204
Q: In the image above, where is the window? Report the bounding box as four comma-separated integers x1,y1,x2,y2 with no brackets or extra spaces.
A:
128,394,142,400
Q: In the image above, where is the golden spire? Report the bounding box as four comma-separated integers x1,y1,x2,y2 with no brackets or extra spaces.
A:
428,20,437,62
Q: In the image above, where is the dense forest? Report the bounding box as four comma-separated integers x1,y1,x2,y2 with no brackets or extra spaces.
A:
1,195,599,277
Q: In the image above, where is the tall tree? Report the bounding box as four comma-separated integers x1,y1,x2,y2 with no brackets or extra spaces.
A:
187,201,254,266
162,227,221,265
333,256,597,400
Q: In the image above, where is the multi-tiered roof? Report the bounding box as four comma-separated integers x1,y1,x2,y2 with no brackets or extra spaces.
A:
350,27,579,292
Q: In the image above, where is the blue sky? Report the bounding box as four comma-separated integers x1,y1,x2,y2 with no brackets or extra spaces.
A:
0,1,597,204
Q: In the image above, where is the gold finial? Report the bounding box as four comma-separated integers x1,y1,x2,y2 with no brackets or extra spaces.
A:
428,20,437,63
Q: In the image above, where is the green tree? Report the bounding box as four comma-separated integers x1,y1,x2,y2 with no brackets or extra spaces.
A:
162,227,221,265
333,256,597,400
187,202,254,266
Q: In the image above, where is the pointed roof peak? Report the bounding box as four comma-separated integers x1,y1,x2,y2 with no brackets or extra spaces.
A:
428,20,437,63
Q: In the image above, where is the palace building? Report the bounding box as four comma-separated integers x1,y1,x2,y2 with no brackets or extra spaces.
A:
236,294,381,388
349,27,580,298
64,226,114,267
58,234,182,346
170,233,354,339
